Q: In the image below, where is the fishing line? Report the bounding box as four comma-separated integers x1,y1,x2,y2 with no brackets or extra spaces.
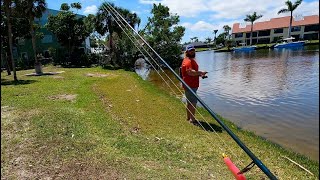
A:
102,2,244,165
100,2,278,179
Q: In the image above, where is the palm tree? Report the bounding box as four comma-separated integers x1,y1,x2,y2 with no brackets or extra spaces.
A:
96,3,140,51
71,2,81,14
223,25,231,40
244,12,263,46
278,0,303,38
24,0,47,74
213,29,218,45
205,37,212,44
190,37,198,43
3,0,17,80
60,3,70,11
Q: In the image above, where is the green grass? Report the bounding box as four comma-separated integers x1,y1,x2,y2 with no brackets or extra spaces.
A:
1,66,319,179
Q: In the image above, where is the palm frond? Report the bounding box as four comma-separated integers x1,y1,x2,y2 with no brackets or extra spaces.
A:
293,0,303,9
278,8,289,14
285,0,293,10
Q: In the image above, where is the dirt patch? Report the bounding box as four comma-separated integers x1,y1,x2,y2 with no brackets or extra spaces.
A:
39,159,124,179
85,73,109,77
1,106,15,119
48,94,77,102
1,107,39,179
51,76,64,79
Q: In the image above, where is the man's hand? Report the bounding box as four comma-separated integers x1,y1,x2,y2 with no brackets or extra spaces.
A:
200,71,208,76
200,71,208,79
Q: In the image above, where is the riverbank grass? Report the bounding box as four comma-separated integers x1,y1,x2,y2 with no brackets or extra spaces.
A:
1,66,318,179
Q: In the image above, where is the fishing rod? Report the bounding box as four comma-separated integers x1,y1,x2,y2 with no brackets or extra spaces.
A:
103,4,246,167
103,2,278,179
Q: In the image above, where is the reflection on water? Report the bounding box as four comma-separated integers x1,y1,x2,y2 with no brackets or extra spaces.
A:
136,45,319,161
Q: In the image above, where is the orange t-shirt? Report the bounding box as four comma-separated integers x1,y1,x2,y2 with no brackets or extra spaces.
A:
181,57,199,89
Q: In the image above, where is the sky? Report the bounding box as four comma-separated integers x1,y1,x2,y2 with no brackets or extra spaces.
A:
46,0,319,43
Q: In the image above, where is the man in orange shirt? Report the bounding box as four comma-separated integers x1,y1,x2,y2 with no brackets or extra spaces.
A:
181,44,207,124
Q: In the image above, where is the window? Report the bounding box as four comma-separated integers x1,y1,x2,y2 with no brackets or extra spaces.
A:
304,24,319,32
41,35,53,43
304,33,319,40
235,33,243,38
274,28,283,34
291,26,301,32
246,32,257,38
258,30,270,37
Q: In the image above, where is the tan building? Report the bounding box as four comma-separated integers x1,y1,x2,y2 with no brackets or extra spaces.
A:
232,15,319,45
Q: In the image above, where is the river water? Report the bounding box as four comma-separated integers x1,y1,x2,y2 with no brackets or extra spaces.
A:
135,45,319,161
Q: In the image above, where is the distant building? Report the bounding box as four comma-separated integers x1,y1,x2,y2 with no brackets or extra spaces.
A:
15,9,91,64
182,42,209,50
232,15,319,45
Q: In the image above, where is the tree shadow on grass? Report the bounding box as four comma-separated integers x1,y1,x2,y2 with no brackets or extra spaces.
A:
194,121,223,133
1,79,37,86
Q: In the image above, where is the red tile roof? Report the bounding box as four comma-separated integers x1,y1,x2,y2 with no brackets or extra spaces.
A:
232,15,319,33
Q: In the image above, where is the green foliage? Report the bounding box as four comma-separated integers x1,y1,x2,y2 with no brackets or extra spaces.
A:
70,2,81,10
223,25,231,39
244,12,263,23
1,3,31,51
46,3,94,66
143,3,185,69
215,33,226,45
60,3,70,11
95,2,141,69
278,0,303,14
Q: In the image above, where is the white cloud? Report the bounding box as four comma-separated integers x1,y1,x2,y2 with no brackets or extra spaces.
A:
139,0,209,17
139,0,160,4
181,21,217,31
139,0,319,43
83,5,98,15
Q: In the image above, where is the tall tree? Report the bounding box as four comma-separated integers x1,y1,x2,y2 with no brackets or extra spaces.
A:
278,0,303,38
213,29,218,45
205,37,212,44
22,0,46,74
223,25,231,40
95,2,141,67
60,3,70,11
46,3,92,65
2,1,31,75
3,0,17,80
190,37,198,43
96,3,140,50
70,2,81,13
143,3,185,68
244,12,263,46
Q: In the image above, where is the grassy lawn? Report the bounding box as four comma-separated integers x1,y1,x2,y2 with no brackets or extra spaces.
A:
1,66,319,179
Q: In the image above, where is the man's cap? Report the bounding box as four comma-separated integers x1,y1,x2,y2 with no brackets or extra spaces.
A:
185,44,195,51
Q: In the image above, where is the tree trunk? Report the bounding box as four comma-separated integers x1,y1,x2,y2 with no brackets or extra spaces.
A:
5,0,17,81
288,12,293,38
250,22,253,46
30,15,42,74
4,52,11,75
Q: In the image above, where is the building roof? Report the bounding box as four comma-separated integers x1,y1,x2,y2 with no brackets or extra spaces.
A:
232,15,319,34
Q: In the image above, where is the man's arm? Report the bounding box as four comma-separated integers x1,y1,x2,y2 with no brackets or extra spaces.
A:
186,68,207,77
